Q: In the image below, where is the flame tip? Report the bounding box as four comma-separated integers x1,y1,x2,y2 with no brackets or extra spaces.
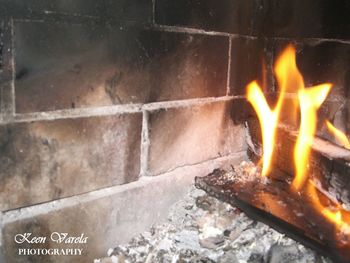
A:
325,120,350,149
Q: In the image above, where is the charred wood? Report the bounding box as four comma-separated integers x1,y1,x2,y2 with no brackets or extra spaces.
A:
246,118,350,208
195,168,350,263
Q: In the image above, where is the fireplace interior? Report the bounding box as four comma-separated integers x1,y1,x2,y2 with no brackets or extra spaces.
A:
0,0,350,263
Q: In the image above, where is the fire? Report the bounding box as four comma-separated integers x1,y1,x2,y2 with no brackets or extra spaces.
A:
307,183,350,233
246,45,299,176
246,81,279,176
246,43,350,244
292,84,331,191
274,45,304,126
325,120,350,149
246,44,331,188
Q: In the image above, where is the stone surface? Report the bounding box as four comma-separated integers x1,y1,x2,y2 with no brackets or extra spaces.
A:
239,38,350,100
155,0,257,35
260,0,350,39
0,113,142,211
1,153,245,263
14,21,228,113
0,0,152,25
97,184,331,263
230,37,274,95
148,101,246,175
155,0,350,39
5,0,350,40
295,41,350,101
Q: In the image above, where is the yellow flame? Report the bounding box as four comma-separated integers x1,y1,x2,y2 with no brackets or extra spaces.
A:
292,84,332,191
247,82,279,176
246,45,298,176
246,43,349,238
246,44,332,191
307,183,350,231
274,45,305,125
274,46,304,93
325,120,350,149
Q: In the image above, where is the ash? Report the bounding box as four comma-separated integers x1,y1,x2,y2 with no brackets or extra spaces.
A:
96,177,332,263
215,161,268,185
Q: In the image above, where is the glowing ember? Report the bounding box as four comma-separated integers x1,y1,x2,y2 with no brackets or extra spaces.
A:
325,120,350,149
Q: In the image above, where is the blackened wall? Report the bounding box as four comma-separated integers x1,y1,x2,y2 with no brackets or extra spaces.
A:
156,0,350,139
0,1,246,263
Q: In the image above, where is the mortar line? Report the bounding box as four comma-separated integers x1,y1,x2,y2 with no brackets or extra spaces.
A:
139,110,150,177
40,10,100,20
0,20,3,123
150,24,230,37
152,151,247,176
9,18,15,117
142,96,243,111
0,96,247,125
226,36,232,96
150,24,350,45
273,36,350,45
151,0,156,25
269,41,276,93
0,104,143,124
0,86,2,122
0,212,3,247
2,151,246,224
150,24,260,40
13,17,102,27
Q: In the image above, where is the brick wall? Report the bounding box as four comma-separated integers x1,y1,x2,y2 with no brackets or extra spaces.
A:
0,1,248,262
0,0,349,262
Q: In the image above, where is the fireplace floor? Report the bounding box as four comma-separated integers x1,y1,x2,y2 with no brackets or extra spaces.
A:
95,167,331,263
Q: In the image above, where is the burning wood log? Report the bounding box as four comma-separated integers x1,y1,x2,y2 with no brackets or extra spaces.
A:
246,117,350,208
210,44,350,263
195,165,350,263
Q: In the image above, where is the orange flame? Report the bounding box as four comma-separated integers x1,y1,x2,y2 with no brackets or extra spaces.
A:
292,84,331,191
307,183,350,232
245,43,350,241
246,81,280,176
274,45,304,126
246,45,298,176
325,120,350,149
246,44,331,183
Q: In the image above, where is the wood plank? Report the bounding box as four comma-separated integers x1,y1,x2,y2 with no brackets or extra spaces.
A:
195,168,350,263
